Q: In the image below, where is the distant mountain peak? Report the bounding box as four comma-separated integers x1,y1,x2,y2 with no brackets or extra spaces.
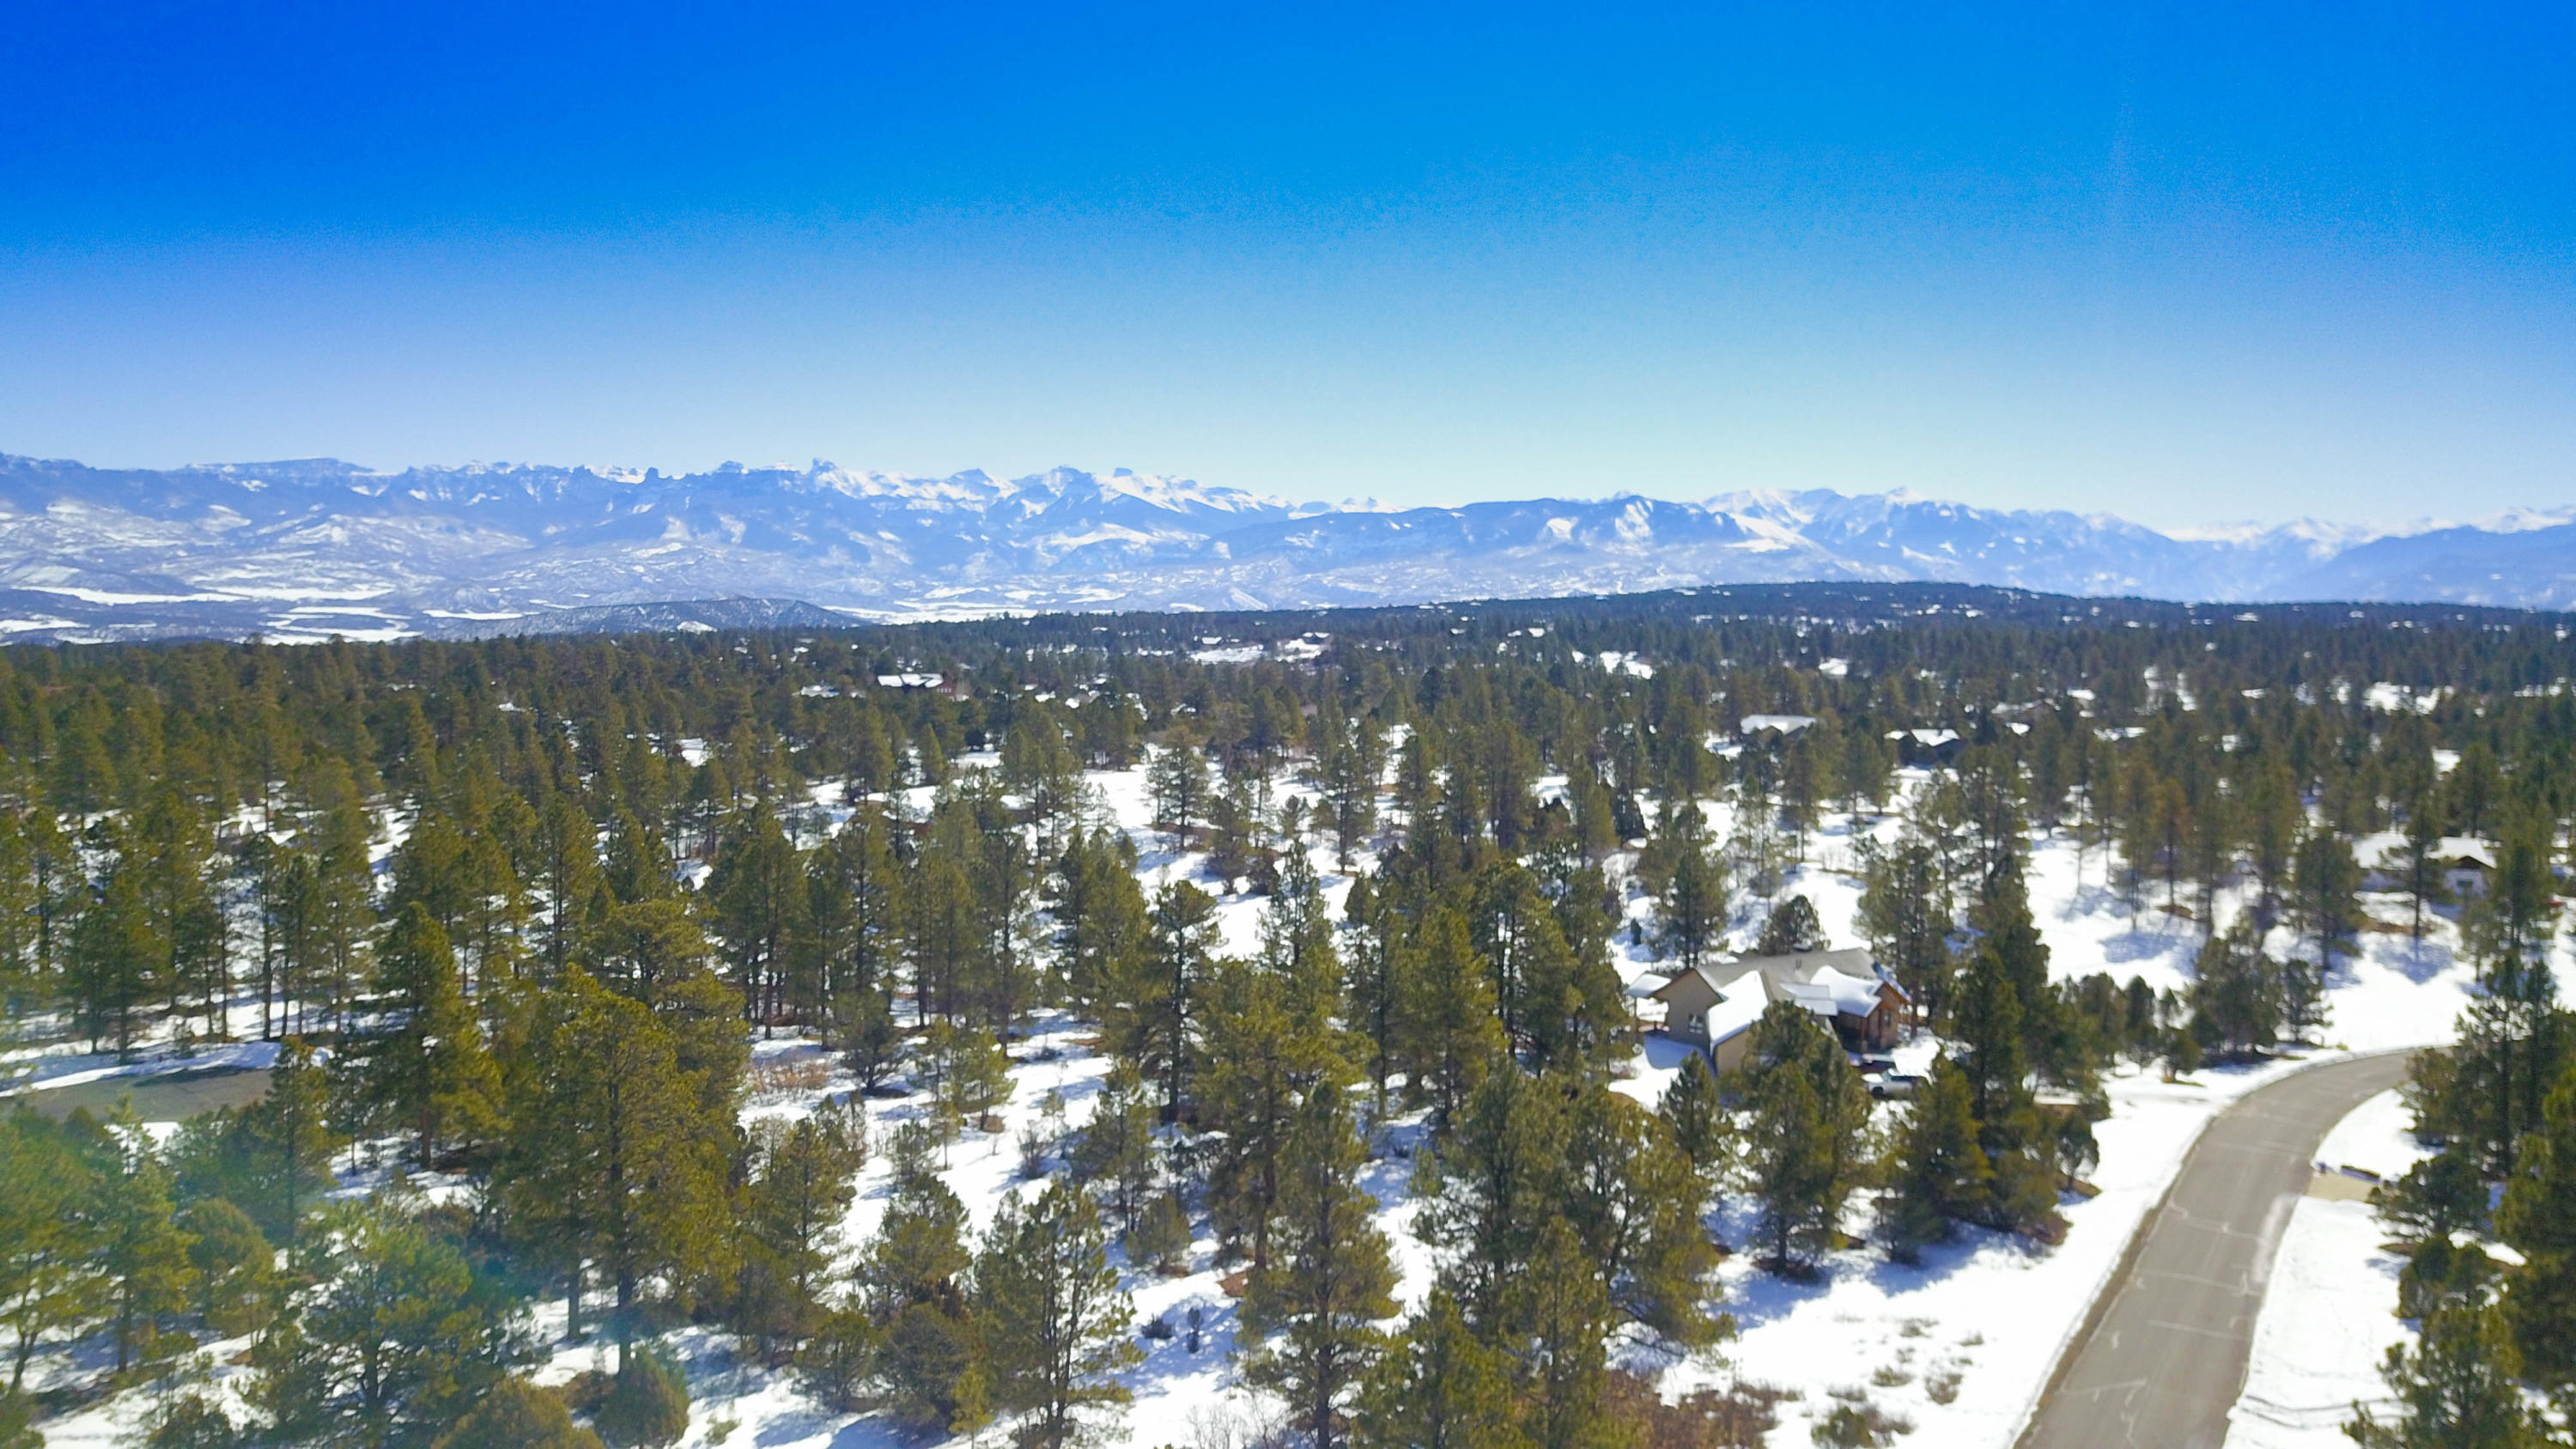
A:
0,449,2569,642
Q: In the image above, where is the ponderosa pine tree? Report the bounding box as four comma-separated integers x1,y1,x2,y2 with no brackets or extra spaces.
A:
1947,945,2029,1143
1649,822,1727,971
1127,880,1218,1120
1754,894,1828,956
2344,1299,2546,1449
1882,1055,1989,1257
1418,1063,1570,1330
68,838,163,1061
2495,1059,2576,1397
1503,1219,1623,1449
1398,908,1504,1129
1657,1053,1730,1205
595,1348,690,1449
975,1180,1137,1449
1203,952,1349,1269
85,1107,194,1376
495,969,727,1363
1855,835,1947,1005
435,1375,605,1449
1049,828,1148,1017
1733,1001,1868,1269
1971,855,2072,1088
860,1142,975,1433
1466,861,1554,1056
1146,726,1211,848
137,787,225,1043
0,1107,99,1393
2188,926,2281,1059
2393,799,2451,945
368,904,502,1166
1072,1059,1159,1233
1343,880,1402,1116
2435,852,2567,1174
2289,825,2364,979
737,1105,867,1357
208,1036,344,1255
709,804,805,1032
1242,1090,1396,1449
289,1202,509,1446
1561,1082,1716,1343
1351,1290,1528,1449
531,796,603,983
2379,1147,2489,1249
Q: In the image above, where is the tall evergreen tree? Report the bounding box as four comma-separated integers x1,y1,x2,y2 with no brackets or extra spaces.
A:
1352,1291,1528,1449
0,1108,100,1393
67,842,164,1060
1560,1082,1717,1343
1242,1091,1398,1449
367,904,502,1165
1502,1220,1624,1449
1657,1054,1730,1204
1882,1055,1990,1257
1418,1064,1569,1330
1398,908,1504,1128
1732,1001,1868,1269
495,970,727,1362
974,1180,1138,1449
2291,826,2364,978
86,1109,195,1375
2496,1059,2576,1396
736,1106,867,1357
2344,1300,2546,1449
709,804,807,1032
1128,880,1218,1120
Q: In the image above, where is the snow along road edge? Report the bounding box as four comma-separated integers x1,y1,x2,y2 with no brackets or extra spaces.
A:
2009,1050,2417,1449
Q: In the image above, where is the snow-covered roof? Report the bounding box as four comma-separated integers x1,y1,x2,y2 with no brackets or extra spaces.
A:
1703,983,1776,1046
1740,714,1818,735
1656,947,1898,1021
1776,964,1892,1019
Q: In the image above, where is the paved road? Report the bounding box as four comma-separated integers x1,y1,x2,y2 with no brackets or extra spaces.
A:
2020,1051,2415,1449
14,1066,273,1123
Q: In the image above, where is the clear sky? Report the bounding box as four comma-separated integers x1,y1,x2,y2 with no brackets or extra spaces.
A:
3,2,2571,527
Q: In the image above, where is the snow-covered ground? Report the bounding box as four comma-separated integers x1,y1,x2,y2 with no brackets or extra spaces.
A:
2226,1091,2433,1448
27,756,2538,1449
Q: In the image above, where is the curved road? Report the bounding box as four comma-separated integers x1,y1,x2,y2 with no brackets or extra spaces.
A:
2020,1050,2414,1449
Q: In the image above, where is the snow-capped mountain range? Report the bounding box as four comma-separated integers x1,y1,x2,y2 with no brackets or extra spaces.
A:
2,451,2571,641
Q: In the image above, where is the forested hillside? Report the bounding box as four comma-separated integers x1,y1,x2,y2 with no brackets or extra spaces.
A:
2,581,2573,1448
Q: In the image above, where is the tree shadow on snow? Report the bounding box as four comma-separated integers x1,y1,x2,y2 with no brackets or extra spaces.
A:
1714,1208,2042,1336
2380,935,2456,986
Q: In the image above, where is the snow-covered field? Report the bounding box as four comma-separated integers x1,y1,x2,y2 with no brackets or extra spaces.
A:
25,758,2525,1449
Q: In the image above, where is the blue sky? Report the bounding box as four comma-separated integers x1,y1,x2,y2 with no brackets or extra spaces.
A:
3,2,2571,525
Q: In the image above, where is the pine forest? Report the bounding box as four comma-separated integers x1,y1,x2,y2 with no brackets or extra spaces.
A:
1,581,2573,1449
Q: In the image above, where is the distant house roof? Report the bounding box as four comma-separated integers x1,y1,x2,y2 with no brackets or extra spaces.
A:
1645,947,1903,1037
1740,714,1819,736
2440,838,2499,870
